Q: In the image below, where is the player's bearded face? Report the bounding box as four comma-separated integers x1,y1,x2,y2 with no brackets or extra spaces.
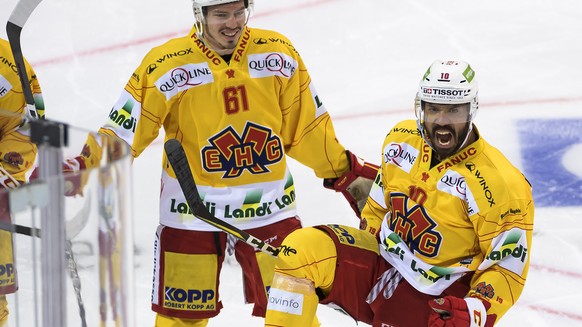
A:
423,103,471,160
204,1,249,56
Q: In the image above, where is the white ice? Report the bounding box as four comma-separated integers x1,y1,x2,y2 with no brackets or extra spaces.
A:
2,0,582,326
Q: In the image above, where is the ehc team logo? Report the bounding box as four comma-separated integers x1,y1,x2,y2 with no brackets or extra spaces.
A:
202,122,283,178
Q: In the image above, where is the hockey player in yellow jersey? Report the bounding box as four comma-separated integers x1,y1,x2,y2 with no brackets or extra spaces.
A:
80,0,379,326
265,60,534,327
0,37,45,327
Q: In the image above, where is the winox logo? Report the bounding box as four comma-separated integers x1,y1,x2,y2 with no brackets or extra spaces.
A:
202,122,283,178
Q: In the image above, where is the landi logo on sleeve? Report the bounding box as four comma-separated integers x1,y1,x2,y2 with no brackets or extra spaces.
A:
267,288,304,315
248,52,298,79
155,63,214,99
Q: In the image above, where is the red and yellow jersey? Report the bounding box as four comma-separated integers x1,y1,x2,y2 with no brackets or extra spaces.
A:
98,26,349,231
361,119,534,322
0,38,44,187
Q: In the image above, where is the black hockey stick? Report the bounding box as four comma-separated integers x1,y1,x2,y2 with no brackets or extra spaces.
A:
0,192,91,326
7,1,86,325
164,139,280,257
6,0,43,120
0,192,91,239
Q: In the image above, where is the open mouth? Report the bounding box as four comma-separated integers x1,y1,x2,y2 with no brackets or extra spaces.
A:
433,128,456,150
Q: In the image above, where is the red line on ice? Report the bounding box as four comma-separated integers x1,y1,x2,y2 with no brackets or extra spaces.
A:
31,0,340,67
28,0,582,321
525,304,582,322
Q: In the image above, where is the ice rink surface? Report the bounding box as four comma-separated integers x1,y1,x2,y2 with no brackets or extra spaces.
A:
2,0,582,325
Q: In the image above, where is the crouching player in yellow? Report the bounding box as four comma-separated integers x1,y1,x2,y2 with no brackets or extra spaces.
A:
265,60,534,327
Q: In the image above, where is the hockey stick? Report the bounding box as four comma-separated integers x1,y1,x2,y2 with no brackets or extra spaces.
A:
164,139,280,257
6,0,43,120
7,2,87,324
0,191,91,327
0,192,91,239
65,239,87,327
97,165,122,326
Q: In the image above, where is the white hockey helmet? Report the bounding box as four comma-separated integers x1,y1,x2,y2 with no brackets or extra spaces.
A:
415,60,479,151
192,0,254,39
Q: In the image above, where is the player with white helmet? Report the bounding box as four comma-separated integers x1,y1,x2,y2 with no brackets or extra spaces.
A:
82,0,379,326
265,60,534,326
415,60,479,161
192,0,253,39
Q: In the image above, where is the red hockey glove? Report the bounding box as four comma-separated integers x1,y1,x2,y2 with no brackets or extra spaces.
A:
428,296,493,327
30,156,87,197
323,150,379,217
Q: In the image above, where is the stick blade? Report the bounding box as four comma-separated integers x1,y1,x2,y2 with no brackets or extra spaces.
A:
7,0,43,28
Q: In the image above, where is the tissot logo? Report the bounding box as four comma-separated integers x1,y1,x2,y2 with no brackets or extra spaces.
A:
202,122,283,178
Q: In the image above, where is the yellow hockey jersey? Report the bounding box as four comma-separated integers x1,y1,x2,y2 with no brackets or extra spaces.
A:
361,120,534,322
0,38,44,186
98,26,349,231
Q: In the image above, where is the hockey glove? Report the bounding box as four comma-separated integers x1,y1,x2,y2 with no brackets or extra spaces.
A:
323,150,379,217
428,296,493,327
30,156,87,197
